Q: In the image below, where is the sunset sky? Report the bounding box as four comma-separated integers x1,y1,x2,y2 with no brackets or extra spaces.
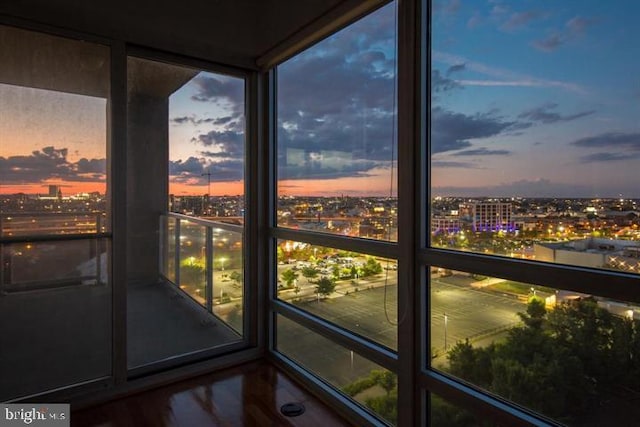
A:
2,1,640,198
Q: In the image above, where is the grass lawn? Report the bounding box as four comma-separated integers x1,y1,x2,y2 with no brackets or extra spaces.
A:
487,280,554,296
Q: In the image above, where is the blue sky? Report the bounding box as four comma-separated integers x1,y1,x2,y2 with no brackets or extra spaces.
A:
432,0,640,197
4,1,638,199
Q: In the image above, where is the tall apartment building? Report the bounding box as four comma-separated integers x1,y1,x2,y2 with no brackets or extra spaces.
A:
460,201,514,232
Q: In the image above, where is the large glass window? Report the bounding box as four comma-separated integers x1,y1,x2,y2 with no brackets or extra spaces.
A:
127,57,245,369
277,3,398,241
276,239,397,350
277,315,398,425
430,267,640,425
273,3,399,426
430,0,640,274
0,24,111,400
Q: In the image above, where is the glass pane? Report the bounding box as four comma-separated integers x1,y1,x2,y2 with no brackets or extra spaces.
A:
211,226,243,333
277,315,397,425
161,215,177,283
127,57,244,369
0,25,111,400
1,239,107,291
167,67,245,224
276,3,398,241
0,25,109,236
430,1,640,274
430,267,640,424
276,239,397,350
429,393,495,427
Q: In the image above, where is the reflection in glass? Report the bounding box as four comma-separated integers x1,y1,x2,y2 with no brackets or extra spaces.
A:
277,315,397,425
0,25,109,235
430,267,640,425
276,3,397,241
0,24,111,400
276,239,397,350
1,239,108,291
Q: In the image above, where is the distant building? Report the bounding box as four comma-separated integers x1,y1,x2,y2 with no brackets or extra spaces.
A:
431,215,461,234
48,185,61,198
169,195,206,215
460,201,514,232
535,237,640,273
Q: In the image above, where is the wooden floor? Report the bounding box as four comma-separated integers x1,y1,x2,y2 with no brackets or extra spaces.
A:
72,361,354,427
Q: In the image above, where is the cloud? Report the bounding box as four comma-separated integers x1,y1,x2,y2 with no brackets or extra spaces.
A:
170,115,221,126
434,0,460,15
532,16,597,53
275,3,398,181
500,11,541,32
434,50,585,94
433,178,596,198
432,161,478,168
169,156,244,183
467,14,482,29
452,148,511,156
532,34,563,52
570,132,640,150
519,103,595,124
446,63,466,76
190,75,244,108
579,152,639,163
566,16,596,35
432,69,460,93
0,146,106,184
431,107,524,154
191,130,245,158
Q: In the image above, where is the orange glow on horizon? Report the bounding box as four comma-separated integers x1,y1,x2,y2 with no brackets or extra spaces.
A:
169,180,244,196
0,181,106,196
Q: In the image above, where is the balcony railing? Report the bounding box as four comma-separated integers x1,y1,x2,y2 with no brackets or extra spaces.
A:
160,213,244,334
0,211,108,293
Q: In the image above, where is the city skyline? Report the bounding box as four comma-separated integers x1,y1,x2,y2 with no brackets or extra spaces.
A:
3,1,640,198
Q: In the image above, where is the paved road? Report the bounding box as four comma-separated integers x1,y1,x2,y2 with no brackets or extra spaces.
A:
277,275,527,389
430,279,523,355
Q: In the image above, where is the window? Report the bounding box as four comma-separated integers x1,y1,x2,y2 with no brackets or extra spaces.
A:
127,57,245,369
277,3,398,242
273,2,399,425
0,24,111,400
427,1,640,425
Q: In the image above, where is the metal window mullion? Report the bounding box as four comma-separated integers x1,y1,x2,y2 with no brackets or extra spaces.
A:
423,248,640,305
421,371,555,427
110,40,127,386
273,299,398,372
206,226,213,312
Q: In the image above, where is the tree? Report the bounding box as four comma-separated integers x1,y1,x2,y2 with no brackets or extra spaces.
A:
518,298,546,330
361,257,383,277
301,266,320,281
371,370,396,395
281,269,298,287
180,264,204,287
315,277,336,298
229,270,242,285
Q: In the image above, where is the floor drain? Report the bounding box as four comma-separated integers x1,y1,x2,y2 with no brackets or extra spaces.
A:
280,402,305,417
